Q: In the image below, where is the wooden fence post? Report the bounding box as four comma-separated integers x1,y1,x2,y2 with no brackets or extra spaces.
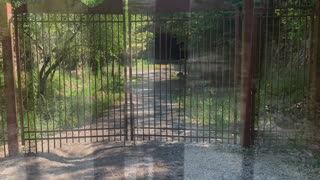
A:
240,0,255,147
0,3,19,156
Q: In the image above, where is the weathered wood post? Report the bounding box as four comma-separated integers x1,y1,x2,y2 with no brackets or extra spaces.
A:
240,0,255,147
0,3,19,156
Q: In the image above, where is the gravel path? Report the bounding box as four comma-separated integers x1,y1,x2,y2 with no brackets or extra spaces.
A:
1,66,319,179
0,142,319,180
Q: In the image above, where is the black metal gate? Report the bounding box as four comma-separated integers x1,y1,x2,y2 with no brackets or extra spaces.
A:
127,3,241,143
14,2,129,153
0,0,315,157
14,0,241,153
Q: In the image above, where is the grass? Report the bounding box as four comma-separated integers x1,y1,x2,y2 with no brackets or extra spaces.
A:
0,57,310,146
172,86,240,131
170,65,307,133
18,63,125,139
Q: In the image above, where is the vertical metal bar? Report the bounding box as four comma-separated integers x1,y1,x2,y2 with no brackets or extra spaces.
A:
262,4,268,137
30,14,37,153
209,14,213,143
234,10,240,144
159,18,162,142
164,15,171,141
275,8,282,142
111,14,116,141
34,14,44,152
269,6,275,139
283,1,288,133
146,13,151,141
307,10,314,130
169,14,173,141
289,14,294,111
40,13,49,152
123,7,128,141
202,16,205,143
63,14,68,144
195,14,199,143
98,14,104,141
56,14,62,147
128,13,134,141
255,14,262,139
13,11,25,147
153,14,157,141
190,13,194,142
75,14,80,143
141,13,145,141
47,13,55,148
303,14,308,141
118,13,122,141
250,14,258,144
164,17,168,141
134,14,138,141
66,14,74,144
221,16,225,143
80,14,85,143
297,0,302,113
177,16,182,142
22,13,31,151
106,14,110,141
213,14,218,143
87,15,92,142
93,15,98,142
39,14,46,152
200,15,204,143
228,16,232,143
184,15,188,142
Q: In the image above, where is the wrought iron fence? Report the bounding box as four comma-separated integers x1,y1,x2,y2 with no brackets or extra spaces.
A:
253,0,314,145
0,0,318,157
128,10,241,143
14,12,127,153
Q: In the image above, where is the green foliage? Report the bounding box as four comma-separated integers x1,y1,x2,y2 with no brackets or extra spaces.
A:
274,1,315,45
173,88,239,131
22,65,124,139
81,0,104,7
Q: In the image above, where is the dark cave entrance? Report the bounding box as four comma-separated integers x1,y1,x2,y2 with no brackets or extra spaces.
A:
154,33,187,63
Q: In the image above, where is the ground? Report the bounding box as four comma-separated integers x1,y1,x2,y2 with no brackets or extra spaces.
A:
0,142,319,180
